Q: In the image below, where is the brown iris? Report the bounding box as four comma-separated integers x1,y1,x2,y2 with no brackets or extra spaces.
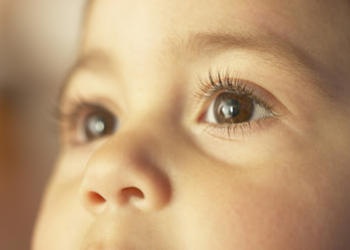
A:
213,92,254,123
84,108,117,141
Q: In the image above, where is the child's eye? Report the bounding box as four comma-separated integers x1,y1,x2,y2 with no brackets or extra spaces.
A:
58,102,118,145
204,91,272,124
196,71,279,137
83,108,117,141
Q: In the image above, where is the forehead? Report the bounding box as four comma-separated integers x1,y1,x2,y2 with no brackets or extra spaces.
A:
84,0,290,49
64,0,349,103
83,0,349,66
84,0,339,44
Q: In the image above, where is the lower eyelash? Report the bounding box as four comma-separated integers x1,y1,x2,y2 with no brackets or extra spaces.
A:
201,116,276,140
206,121,254,139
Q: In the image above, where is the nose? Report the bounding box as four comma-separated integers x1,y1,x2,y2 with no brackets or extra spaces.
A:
79,131,172,215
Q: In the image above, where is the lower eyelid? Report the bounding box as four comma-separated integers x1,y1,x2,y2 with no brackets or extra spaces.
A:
199,116,280,140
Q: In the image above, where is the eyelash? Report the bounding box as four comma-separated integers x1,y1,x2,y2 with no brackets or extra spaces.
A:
195,70,277,138
197,70,272,108
55,98,107,145
56,70,278,144
56,98,90,127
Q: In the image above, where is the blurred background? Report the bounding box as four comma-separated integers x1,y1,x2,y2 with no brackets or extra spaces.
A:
0,0,86,249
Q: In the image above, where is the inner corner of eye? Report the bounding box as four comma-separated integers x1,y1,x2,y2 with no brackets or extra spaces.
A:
201,101,216,123
197,111,208,122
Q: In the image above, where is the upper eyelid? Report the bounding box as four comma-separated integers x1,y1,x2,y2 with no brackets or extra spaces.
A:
199,71,253,95
57,101,102,129
182,32,332,98
197,71,265,102
58,96,118,123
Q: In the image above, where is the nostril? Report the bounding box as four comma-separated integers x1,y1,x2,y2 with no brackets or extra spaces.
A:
88,191,106,205
83,191,108,214
121,187,145,201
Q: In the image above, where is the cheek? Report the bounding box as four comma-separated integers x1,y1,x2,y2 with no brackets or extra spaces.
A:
32,172,91,250
221,186,320,249
177,167,335,250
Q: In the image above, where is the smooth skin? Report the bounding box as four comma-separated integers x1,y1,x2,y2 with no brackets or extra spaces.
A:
32,0,350,249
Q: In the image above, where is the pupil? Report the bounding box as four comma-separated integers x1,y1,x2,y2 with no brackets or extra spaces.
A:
84,109,117,141
214,92,254,123
220,99,240,118
87,116,106,136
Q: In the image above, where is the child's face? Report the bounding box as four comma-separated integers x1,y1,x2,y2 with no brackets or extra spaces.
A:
33,0,350,249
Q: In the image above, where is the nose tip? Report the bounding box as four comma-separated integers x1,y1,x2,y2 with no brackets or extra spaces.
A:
80,151,172,214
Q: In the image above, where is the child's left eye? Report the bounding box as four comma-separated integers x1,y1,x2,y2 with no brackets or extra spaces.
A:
195,71,281,137
203,91,273,125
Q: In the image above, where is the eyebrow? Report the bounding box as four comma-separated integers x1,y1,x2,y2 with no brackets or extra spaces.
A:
58,49,112,103
59,30,324,104
184,31,320,72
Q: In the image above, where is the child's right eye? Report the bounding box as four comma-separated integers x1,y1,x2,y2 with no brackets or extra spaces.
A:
82,108,118,142
58,102,118,145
